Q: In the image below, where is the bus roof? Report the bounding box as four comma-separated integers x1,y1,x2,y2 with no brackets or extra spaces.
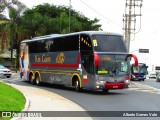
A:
21,31,123,43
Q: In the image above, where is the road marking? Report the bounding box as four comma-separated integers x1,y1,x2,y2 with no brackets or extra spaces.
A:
128,82,160,95
132,82,160,92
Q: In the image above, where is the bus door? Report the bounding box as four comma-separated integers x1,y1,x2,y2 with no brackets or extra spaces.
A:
80,34,95,88
81,53,95,88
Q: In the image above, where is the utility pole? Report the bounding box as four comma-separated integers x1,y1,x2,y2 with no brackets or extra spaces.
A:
123,0,143,52
127,0,132,53
69,0,71,33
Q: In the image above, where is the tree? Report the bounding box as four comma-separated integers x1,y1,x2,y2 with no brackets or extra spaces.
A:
20,10,59,38
59,12,70,33
20,3,101,37
0,0,9,13
6,0,26,68
0,0,25,14
0,0,11,52
0,19,9,51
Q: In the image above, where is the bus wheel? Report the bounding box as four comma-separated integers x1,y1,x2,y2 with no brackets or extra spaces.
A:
35,75,41,86
103,89,109,93
30,74,35,85
75,80,81,92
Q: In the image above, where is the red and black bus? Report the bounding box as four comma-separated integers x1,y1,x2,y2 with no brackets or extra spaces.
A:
131,63,148,81
20,31,138,92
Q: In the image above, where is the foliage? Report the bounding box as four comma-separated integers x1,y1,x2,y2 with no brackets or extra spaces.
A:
0,0,26,14
20,3,102,38
0,57,5,63
20,9,59,38
0,0,9,13
0,0,26,68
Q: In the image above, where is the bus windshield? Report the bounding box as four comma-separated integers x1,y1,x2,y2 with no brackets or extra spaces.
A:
132,66,147,74
96,54,129,75
92,35,127,52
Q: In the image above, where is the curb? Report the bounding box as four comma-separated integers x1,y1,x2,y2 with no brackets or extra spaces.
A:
11,95,30,120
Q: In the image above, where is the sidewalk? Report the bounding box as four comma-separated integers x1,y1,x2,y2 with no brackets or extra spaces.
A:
4,72,92,120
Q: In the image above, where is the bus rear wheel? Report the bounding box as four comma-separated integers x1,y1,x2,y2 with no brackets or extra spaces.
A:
30,74,35,85
35,75,41,86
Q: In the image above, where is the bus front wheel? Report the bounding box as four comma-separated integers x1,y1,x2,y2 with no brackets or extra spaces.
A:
75,80,81,92
103,89,109,93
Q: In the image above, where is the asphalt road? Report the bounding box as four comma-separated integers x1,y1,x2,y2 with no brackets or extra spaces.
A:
133,78,160,90
1,76,160,120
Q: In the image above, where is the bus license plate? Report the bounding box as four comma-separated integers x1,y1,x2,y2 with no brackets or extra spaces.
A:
113,86,118,88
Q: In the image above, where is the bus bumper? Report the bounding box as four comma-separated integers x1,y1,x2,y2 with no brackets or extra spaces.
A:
104,82,126,89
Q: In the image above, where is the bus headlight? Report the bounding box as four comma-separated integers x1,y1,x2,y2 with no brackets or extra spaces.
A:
96,85,100,88
125,80,130,83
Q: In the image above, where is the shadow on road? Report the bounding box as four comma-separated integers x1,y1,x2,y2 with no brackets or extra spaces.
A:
2,78,126,96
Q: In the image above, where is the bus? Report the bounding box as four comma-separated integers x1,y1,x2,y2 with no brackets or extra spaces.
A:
19,31,138,92
130,63,148,81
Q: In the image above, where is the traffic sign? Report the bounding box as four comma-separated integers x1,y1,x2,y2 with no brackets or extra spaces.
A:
155,66,160,70
139,49,149,53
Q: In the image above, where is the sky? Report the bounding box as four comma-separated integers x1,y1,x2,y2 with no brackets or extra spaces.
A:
18,0,160,72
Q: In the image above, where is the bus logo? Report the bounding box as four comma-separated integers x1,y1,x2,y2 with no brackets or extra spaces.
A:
56,52,65,64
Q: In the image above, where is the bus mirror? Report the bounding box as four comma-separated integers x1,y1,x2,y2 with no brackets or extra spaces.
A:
125,54,138,66
94,52,100,66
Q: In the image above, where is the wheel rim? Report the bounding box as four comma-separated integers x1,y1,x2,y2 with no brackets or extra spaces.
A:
30,75,35,84
36,77,40,85
75,80,79,90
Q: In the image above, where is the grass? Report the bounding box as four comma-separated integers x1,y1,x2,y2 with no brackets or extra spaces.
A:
0,82,25,120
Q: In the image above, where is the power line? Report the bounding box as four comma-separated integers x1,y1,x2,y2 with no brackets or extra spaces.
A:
79,0,122,27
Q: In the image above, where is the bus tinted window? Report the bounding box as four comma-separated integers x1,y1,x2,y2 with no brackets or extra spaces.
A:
80,34,92,51
92,35,127,52
50,35,79,52
29,40,49,53
29,35,79,53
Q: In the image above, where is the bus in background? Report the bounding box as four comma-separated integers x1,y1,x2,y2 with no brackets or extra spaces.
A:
19,31,138,92
130,63,148,81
